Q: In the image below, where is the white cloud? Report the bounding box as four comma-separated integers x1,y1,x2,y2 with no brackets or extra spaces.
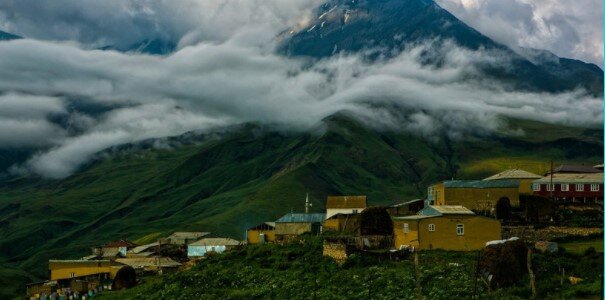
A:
0,0,601,178
436,0,604,66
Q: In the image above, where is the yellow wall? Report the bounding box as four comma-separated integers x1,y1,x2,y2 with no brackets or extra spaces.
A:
518,179,535,194
49,261,120,280
394,215,501,251
247,229,276,244
443,187,519,210
393,219,420,249
322,215,360,233
428,183,445,205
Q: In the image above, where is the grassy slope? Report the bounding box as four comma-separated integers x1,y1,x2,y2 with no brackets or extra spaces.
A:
99,238,603,300
0,116,601,297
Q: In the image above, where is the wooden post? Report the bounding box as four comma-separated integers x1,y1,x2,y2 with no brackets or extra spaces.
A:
473,250,480,299
414,252,423,300
527,248,536,299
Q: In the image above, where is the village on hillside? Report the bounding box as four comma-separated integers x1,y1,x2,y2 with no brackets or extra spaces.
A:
25,164,604,299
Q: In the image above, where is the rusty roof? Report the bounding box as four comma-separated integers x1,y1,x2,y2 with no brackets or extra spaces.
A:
103,239,137,248
326,195,367,209
115,257,181,268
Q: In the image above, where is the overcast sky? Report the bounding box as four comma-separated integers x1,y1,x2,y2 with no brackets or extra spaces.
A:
0,0,601,178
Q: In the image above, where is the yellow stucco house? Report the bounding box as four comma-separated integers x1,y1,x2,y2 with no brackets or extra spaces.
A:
393,206,501,251
427,180,520,212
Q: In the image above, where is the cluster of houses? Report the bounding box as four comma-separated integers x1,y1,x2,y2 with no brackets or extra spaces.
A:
26,164,603,298
26,232,242,299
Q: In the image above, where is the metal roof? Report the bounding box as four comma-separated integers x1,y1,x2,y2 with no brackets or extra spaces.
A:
419,205,475,216
392,215,435,220
168,232,210,240
483,169,541,180
115,257,181,268
326,196,367,209
130,242,159,254
189,238,241,247
275,213,326,223
390,199,424,207
443,180,519,189
534,173,603,184
550,165,600,174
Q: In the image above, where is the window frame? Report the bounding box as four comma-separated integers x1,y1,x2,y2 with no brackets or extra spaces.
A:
546,184,555,191
403,223,409,233
428,224,435,232
576,184,584,191
456,224,464,236
561,184,569,192
591,184,600,192
532,183,540,191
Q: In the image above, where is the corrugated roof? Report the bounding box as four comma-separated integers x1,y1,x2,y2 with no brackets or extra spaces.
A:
392,215,435,220
189,238,241,247
326,196,367,209
390,199,424,207
130,242,158,254
484,169,541,181
550,165,600,174
115,257,181,268
443,180,519,188
275,213,326,223
168,232,210,240
419,205,475,216
534,173,604,184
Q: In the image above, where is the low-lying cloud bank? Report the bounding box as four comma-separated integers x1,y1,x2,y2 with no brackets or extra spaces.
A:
0,36,600,179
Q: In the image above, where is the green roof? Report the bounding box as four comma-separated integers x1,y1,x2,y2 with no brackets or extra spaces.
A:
443,180,519,189
275,213,325,223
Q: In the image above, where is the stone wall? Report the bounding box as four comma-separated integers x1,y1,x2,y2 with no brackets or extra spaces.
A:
502,226,602,243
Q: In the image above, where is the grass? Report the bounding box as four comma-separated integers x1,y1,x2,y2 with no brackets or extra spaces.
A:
560,238,604,255
98,237,604,300
0,116,601,298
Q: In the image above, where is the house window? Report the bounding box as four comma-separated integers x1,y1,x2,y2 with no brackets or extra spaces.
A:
428,224,435,232
403,223,409,233
456,224,464,235
546,184,554,191
561,184,569,192
70,272,76,278
352,209,358,214
591,184,600,191
532,183,540,191
576,184,584,191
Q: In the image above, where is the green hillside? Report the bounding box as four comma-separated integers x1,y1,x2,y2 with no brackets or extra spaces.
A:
0,115,601,298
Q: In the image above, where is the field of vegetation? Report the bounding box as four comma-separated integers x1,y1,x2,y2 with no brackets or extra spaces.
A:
100,237,602,300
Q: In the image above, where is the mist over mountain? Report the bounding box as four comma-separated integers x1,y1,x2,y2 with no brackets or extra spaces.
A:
0,1,602,296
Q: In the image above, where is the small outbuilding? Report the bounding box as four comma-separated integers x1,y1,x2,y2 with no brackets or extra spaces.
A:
166,232,210,246
187,238,241,258
274,213,326,241
246,222,276,244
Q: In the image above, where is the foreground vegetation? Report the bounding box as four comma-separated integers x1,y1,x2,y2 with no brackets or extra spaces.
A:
100,237,602,300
